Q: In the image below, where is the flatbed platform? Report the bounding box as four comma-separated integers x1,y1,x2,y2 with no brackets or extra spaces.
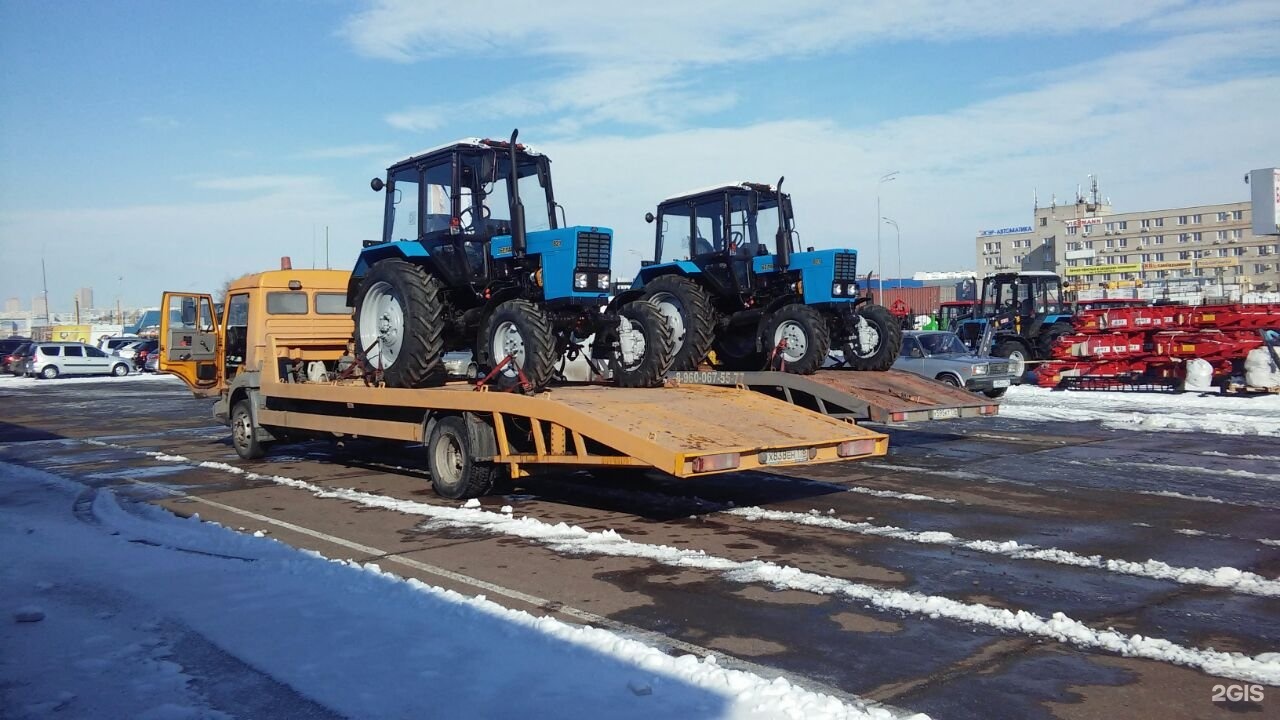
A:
668,369,1000,423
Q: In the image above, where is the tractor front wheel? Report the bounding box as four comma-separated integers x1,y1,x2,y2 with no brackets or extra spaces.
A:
480,299,557,392
355,259,446,388
639,275,717,370
992,340,1028,379
611,300,675,387
843,304,902,371
763,304,830,374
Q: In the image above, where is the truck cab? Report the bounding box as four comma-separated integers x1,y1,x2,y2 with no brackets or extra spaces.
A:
159,267,353,424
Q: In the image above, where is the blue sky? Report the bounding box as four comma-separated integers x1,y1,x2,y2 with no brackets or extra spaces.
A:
2,0,1277,310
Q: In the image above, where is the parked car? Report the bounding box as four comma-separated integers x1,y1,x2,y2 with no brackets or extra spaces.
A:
4,342,34,375
1,336,31,359
98,335,142,353
114,339,158,369
143,351,159,373
27,342,133,379
893,331,1018,398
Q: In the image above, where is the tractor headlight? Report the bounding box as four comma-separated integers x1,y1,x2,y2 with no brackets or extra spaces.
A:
596,274,610,290
846,283,859,295
574,272,589,289
832,283,844,296
972,364,988,375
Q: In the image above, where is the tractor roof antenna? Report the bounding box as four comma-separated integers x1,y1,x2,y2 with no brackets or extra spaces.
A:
508,128,527,259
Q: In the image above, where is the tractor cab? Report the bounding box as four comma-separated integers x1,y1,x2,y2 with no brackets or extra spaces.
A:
936,300,975,332
646,182,794,302
957,271,1071,373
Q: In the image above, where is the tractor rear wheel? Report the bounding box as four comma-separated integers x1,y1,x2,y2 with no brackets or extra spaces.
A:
1038,321,1073,358
355,259,446,388
712,327,764,371
480,299,557,392
844,304,902,371
611,300,675,387
639,275,716,370
763,304,830,374
992,340,1028,378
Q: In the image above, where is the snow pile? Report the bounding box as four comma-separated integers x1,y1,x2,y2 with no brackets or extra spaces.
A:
0,461,918,720
0,373,182,390
727,507,1280,597
155,457,1280,685
998,385,1280,435
1183,358,1213,391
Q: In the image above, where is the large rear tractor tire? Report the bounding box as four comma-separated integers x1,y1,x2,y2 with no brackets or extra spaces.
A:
479,299,557,392
843,304,902,371
992,340,1028,379
1038,321,1074,359
763,304,830,374
427,415,502,500
611,300,675,387
639,275,717,371
355,259,446,389
712,328,764,371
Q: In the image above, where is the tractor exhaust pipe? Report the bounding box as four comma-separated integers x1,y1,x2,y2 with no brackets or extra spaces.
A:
508,129,527,258
774,176,790,271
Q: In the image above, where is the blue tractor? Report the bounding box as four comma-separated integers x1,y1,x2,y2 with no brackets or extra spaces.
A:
349,131,672,392
612,180,902,374
955,270,1073,376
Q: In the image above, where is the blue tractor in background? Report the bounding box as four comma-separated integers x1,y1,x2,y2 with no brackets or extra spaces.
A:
955,270,1073,376
349,131,672,392
612,180,901,374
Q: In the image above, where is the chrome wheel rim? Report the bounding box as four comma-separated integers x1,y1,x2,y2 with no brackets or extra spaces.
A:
233,410,252,450
773,320,808,363
649,292,686,355
359,281,404,369
1005,350,1026,377
491,321,526,379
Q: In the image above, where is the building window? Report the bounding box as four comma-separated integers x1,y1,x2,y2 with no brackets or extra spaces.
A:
1118,238,1128,247
1155,253,1165,261
1217,230,1228,240
1179,251,1191,260
1039,217,1047,227
1233,247,1245,256
1118,221,1127,230
1153,235,1164,244
1154,217,1165,227
1179,269,1193,277
1218,248,1229,257
1158,271,1169,279
1192,214,1202,223
1177,216,1188,225
1105,239,1115,248
1104,222,1115,232
1140,219,1151,229
1217,212,1229,222
1232,229,1243,239
1192,232,1202,242
1178,234,1189,243
1066,226,1077,235
1261,246,1273,256
1233,210,1244,220
1256,264,1272,274
1233,266,1243,275
1141,253,1151,262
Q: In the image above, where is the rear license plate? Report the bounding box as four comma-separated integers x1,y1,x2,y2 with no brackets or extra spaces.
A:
761,448,811,465
931,408,960,420
992,379,1010,388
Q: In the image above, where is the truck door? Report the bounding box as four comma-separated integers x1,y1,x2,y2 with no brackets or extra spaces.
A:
159,292,222,393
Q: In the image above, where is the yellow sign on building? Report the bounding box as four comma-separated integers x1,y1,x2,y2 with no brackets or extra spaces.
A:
1064,263,1142,277
50,324,92,343
1141,260,1194,272
1196,256,1240,269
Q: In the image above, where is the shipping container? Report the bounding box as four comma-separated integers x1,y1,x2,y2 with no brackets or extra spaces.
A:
873,287,942,316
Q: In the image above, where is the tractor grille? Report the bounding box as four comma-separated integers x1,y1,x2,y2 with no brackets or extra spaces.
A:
576,231,612,271
833,252,858,282
989,361,1010,375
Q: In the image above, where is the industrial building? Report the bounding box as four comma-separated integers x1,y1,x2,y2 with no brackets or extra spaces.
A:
975,171,1280,298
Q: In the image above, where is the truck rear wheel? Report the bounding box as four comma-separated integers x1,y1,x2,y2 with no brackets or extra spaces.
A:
231,399,267,460
611,300,675,387
640,275,717,370
480,299,556,392
355,259,446,389
844,304,902,371
763,304,830,374
427,416,501,500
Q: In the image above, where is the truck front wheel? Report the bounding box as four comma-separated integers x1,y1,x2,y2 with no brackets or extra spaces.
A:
231,399,267,460
427,415,501,500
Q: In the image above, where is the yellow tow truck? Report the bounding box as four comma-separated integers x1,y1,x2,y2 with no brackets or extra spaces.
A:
160,266,889,499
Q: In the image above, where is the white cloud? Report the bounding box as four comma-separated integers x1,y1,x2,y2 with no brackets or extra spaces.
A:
298,144,398,160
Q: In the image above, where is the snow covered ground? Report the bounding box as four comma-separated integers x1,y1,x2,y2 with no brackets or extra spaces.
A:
0,372,182,390
998,384,1280,436
0,461,921,720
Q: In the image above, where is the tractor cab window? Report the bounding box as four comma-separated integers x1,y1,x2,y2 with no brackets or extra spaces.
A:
693,199,725,256
387,167,420,243
1032,280,1063,314
463,153,553,236
422,162,452,234
657,207,693,263
727,193,780,258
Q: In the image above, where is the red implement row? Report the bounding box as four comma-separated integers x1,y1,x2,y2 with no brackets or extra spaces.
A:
1074,303,1280,333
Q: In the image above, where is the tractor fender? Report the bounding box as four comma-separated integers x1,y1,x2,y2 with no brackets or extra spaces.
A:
633,261,702,286
606,289,645,313
347,243,437,304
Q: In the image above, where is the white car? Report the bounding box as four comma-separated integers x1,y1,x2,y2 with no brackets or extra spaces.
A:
98,335,142,353
27,342,132,379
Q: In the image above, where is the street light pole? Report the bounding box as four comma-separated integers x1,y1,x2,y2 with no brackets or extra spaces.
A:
883,217,900,289
876,171,898,297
